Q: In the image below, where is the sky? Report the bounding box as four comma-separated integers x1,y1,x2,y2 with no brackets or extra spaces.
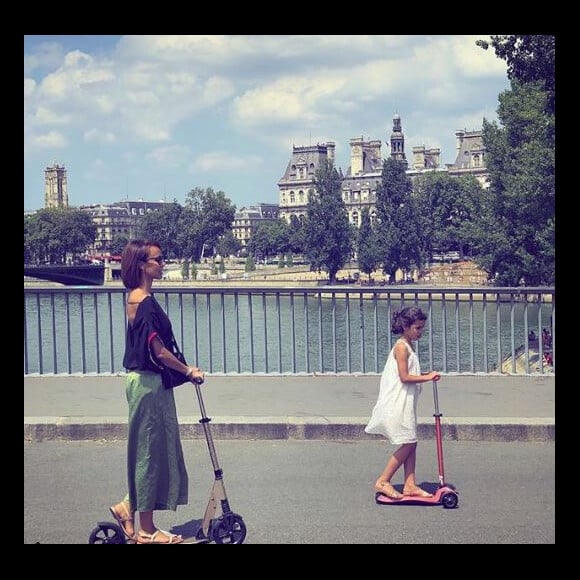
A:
24,35,510,213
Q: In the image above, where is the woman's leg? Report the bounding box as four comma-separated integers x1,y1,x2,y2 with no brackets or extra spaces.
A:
137,511,184,544
110,495,135,539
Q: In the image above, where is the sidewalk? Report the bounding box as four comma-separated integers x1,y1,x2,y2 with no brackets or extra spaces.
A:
24,374,555,442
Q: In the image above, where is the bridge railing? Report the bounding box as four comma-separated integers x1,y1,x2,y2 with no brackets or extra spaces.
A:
24,285,555,376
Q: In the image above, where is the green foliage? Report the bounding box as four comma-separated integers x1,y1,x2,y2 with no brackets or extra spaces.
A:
109,234,129,256
181,260,190,280
137,202,183,260
470,34,556,286
183,187,237,261
216,230,242,258
413,172,485,262
24,207,96,264
288,215,306,255
478,82,555,285
247,219,291,261
375,158,420,281
244,255,256,272
356,207,380,280
303,159,352,284
476,35,555,114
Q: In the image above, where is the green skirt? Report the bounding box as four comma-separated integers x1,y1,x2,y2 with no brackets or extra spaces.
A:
126,371,188,512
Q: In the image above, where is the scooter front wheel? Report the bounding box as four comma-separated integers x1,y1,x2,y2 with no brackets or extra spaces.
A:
211,513,247,544
441,492,459,509
88,522,127,544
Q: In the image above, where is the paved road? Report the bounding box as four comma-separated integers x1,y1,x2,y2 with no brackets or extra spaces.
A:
24,374,555,442
24,439,555,544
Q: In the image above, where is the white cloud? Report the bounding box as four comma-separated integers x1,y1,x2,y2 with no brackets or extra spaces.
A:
192,151,263,172
84,128,116,144
24,34,513,210
147,145,190,167
30,131,68,149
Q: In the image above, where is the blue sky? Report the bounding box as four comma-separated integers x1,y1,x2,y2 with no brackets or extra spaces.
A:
24,35,510,212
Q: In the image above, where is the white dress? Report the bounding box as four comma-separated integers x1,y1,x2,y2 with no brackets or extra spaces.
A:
365,339,422,444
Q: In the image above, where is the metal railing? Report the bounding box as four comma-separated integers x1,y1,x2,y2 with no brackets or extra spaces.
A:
24,285,555,376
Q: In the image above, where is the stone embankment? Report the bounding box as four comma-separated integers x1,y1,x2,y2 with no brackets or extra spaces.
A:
154,259,490,287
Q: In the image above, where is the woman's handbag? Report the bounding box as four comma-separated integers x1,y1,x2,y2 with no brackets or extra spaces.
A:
159,333,190,390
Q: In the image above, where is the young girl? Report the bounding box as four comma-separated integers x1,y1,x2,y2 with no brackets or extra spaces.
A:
365,306,440,500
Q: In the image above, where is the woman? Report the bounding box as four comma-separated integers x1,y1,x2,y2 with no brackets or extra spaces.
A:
109,240,205,544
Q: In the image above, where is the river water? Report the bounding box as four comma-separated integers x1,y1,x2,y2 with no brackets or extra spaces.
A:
24,290,554,375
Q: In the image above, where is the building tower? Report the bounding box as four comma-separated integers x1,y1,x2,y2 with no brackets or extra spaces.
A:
44,163,69,209
389,113,408,168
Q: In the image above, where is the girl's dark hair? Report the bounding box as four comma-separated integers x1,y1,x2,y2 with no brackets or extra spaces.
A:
121,239,161,290
391,306,427,335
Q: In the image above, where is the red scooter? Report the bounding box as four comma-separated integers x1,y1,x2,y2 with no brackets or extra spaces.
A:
375,380,459,509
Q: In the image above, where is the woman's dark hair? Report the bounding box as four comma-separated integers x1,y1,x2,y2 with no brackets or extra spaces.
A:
391,306,427,335
121,239,161,290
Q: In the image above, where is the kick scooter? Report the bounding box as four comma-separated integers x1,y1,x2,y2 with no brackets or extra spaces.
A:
375,379,459,509
88,377,247,544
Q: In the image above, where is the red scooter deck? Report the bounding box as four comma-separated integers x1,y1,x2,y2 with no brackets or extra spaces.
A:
375,485,458,507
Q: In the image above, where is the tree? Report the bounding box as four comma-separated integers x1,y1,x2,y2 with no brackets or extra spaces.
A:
247,220,290,262
182,187,236,262
413,172,485,261
216,230,242,258
137,202,183,260
244,255,256,272
24,208,96,264
109,234,129,257
357,207,381,282
375,158,421,283
476,35,555,114
287,214,306,256
475,35,555,285
302,159,352,284
181,260,190,280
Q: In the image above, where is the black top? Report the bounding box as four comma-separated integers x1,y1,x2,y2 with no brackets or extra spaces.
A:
122,295,175,373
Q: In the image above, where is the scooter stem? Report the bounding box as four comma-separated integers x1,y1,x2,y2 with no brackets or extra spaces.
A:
432,380,446,487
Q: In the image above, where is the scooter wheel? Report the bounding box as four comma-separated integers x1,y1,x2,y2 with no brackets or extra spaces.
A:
211,513,247,544
441,492,459,509
88,522,127,544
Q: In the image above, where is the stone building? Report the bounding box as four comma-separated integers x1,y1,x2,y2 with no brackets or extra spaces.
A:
232,203,279,249
446,129,489,188
277,142,338,225
277,114,458,227
37,115,489,256
44,163,68,209
80,200,173,255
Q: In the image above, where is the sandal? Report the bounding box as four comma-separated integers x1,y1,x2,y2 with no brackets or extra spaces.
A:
109,500,135,541
136,529,184,544
402,487,433,498
375,481,403,500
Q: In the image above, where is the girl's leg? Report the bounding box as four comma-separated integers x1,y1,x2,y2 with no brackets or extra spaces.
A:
374,443,416,498
402,443,433,497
